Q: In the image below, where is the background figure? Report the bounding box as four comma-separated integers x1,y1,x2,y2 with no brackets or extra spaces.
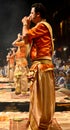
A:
6,48,15,81
6,51,11,78
66,71,70,89
22,3,55,130
56,71,66,88
12,35,29,95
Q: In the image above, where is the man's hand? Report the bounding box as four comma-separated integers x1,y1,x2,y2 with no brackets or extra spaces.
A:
22,16,31,27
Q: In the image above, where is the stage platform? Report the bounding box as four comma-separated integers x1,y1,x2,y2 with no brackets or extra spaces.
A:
0,83,70,111
0,111,70,130
0,77,70,129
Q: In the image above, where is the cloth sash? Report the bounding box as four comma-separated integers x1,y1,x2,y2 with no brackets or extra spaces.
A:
40,21,54,55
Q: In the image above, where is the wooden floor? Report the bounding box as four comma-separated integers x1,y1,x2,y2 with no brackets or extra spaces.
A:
54,111,70,130
0,111,70,130
0,77,70,130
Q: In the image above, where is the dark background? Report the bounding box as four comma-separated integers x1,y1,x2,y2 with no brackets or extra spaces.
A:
0,0,70,66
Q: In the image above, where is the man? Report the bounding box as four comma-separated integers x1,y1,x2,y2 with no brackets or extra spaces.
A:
22,3,55,130
6,51,11,78
6,48,15,81
12,34,28,95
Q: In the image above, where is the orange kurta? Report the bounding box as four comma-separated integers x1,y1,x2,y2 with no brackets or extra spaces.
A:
14,41,27,66
28,23,52,57
15,41,26,58
28,22,54,70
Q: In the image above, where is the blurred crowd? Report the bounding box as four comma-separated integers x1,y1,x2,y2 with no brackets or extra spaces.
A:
52,52,70,90
0,50,70,90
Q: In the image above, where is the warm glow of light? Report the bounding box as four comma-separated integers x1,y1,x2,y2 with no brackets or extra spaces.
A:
60,21,63,36
63,47,67,51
